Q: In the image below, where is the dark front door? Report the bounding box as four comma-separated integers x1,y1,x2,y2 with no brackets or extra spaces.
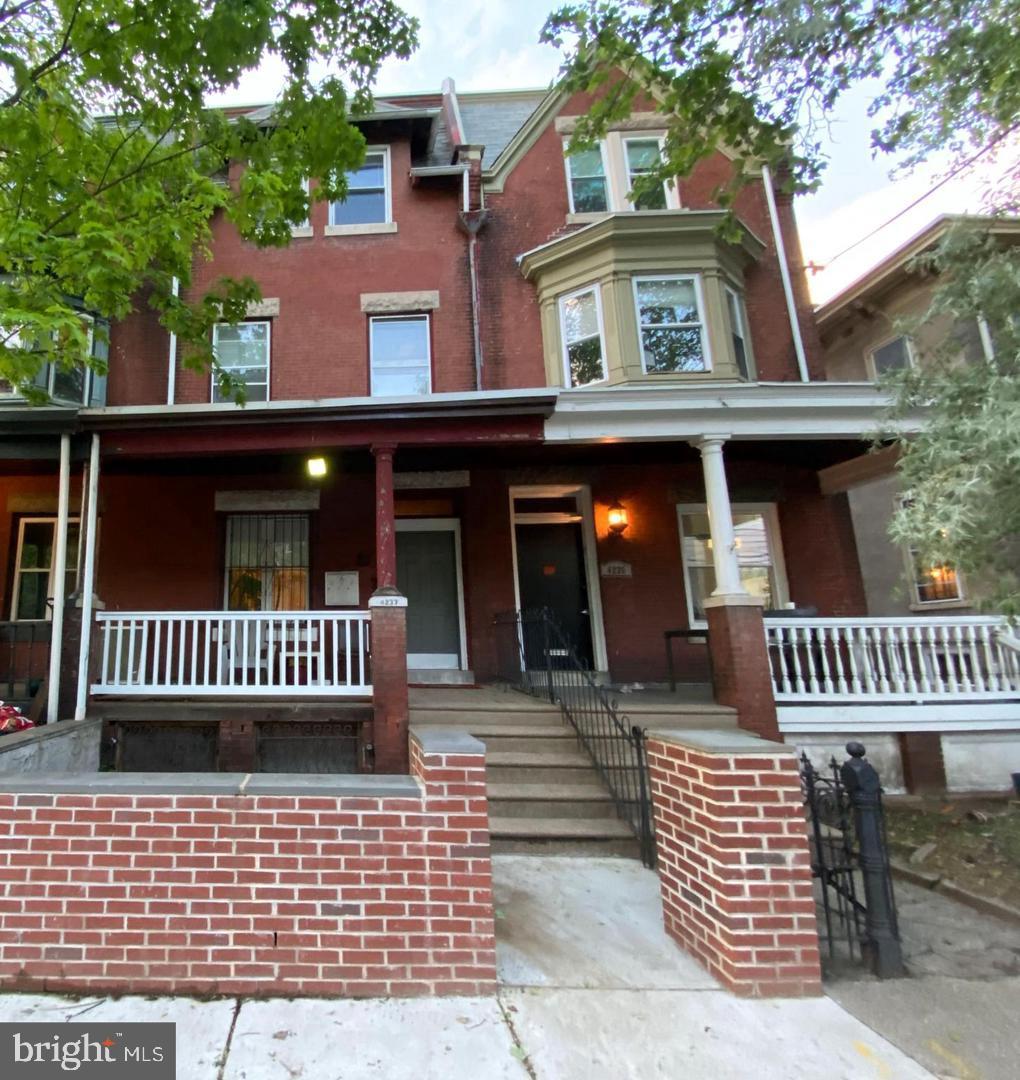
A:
514,521,595,667
396,526,463,668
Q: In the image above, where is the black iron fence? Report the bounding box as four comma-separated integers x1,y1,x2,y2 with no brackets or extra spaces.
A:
493,608,656,867
801,741,905,978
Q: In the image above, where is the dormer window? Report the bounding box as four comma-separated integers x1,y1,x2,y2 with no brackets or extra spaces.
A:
564,133,678,217
327,148,395,234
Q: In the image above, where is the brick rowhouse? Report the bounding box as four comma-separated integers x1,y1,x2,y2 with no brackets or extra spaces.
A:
0,730,495,998
646,730,822,998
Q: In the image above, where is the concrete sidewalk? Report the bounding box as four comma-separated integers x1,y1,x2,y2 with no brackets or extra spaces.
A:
0,856,936,1079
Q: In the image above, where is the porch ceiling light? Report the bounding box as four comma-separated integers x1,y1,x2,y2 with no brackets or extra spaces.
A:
306,456,328,478
607,500,629,535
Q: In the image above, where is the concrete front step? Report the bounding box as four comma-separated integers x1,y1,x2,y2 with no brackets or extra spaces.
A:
489,816,639,857
409,709,564,727
488,782,616,819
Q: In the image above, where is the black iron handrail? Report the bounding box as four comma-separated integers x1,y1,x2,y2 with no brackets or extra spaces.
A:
494,608,656,867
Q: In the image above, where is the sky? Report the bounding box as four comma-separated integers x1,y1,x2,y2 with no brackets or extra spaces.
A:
207,0,1017,305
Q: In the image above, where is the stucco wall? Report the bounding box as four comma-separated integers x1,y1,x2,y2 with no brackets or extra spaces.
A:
0,718,102,773
941,732,1020,792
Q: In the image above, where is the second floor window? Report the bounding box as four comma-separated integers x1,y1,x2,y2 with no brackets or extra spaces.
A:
212,321,270,403
330,149,391,228
634,276,708,373
869,335,913,377
559,286,606,387
370,315,431,396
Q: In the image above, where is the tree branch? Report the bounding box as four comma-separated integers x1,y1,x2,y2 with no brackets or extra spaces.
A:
2,0,82,108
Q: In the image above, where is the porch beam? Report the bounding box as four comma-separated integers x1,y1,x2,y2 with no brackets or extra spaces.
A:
46,433,71,723
75,433,101,721
691,436,749,600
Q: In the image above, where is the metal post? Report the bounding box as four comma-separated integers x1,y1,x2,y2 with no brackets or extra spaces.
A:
75,433,101,720
840,741,905,978
46,433,71,723
541,610,555,705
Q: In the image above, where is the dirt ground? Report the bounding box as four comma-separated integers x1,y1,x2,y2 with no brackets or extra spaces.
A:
884,797,1020,909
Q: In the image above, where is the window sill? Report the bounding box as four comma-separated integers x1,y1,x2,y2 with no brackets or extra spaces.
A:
909,599,970,612
567,211,611,225
324,222,398,237
290,226,313,239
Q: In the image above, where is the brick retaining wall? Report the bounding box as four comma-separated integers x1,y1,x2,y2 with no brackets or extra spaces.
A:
0,729,495,998
647,730,822,998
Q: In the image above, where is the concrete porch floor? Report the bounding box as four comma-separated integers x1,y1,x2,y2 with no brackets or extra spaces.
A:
1,856,935,1079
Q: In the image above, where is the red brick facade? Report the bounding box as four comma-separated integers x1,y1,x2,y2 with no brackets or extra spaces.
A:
0,731,495,997
647,731,822,997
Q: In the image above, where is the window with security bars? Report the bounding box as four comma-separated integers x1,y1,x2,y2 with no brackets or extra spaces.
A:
224,514,309,611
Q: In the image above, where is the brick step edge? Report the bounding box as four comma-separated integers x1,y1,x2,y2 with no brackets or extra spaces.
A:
889,859,1020,928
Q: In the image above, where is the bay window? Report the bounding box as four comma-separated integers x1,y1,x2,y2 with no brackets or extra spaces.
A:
634,276,709,372
869,335,913,377
558,286,606,387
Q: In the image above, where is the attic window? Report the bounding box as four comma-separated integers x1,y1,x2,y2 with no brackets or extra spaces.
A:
330,149,391,228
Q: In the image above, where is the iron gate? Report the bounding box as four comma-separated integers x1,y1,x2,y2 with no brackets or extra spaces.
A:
801,741,905,978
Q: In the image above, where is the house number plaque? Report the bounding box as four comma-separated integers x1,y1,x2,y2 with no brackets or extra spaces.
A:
600,560,633,578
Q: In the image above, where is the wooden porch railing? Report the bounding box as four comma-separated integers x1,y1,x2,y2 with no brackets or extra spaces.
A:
91,611,371,696
765,615,1020,702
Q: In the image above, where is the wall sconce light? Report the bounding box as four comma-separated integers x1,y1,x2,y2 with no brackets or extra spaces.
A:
607,500,629,535
306,456,328,478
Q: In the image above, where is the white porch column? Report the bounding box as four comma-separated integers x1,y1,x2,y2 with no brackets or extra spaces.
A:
46,433,72,722
692,436,749,600
75,433,101,721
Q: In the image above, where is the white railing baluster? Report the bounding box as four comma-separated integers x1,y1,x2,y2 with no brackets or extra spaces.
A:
89,610,371,695
760,613,1019,707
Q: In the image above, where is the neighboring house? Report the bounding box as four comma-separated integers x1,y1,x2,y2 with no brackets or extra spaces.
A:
816,214,1020,790
1,81,1018,795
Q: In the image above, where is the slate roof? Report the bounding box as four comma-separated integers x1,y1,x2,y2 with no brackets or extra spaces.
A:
457,91,548,168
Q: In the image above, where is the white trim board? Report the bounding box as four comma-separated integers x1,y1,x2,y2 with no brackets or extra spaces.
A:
778,702,1020,734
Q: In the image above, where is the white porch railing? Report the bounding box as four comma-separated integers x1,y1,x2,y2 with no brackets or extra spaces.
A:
91,611,371,696
765,616,1020,702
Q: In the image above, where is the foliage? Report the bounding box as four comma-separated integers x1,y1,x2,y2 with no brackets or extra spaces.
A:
0,0,417,400
544,1,1020,614
885,223,1020,617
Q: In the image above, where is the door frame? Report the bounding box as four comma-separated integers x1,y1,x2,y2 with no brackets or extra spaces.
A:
508,484,609,673
395,517,468,670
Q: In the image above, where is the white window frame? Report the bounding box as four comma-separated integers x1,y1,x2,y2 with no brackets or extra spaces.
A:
621,134,676,211
867,333,915,380
326,146,396,236
291,178,313,238
30,314,100,405
369,313,432,397
897,498,967,609
563,138,612,216
211,320,271,404
676,502,789,628
11,516,82,621
564,133,680,218
633,274,712,374
558,284,607,388
724,284,754,379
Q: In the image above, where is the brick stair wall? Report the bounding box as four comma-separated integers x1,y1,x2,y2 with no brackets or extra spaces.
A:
646,729,822,998
0,729,495,998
